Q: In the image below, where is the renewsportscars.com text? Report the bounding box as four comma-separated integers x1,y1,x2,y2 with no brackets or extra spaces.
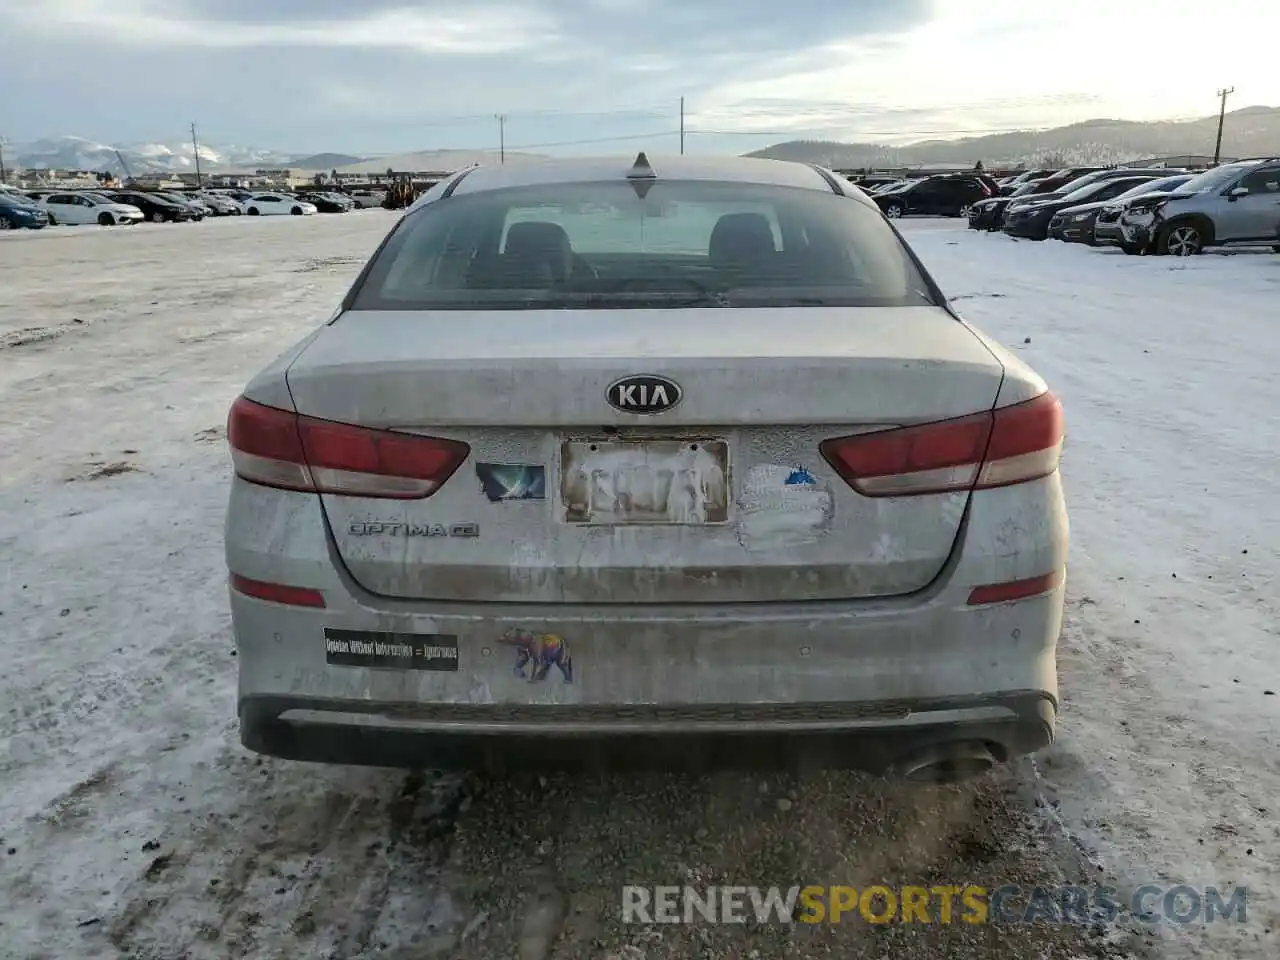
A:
621,884,1248,926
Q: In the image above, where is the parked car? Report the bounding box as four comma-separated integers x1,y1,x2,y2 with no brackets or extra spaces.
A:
971,170,1110,229
39,191,145,226
107,190,195,222
223,154,1068,782
1118,157,1280,256
969,177,1061,230
296,192,352,213
1089,175,1195,250
152,191,208,220
0,191,50,230
847,176,902,193
997,170,1054,196
873,174,994,219
1031,167,1110,194
869,178,917,194
183,191,243,216
1000,168,1182,235
242,192,318,216
1041,175,1169,243
346,189,387,209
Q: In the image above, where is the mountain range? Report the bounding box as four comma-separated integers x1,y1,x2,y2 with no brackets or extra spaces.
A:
0,137,369,175
747,106,1280,168
5,106,1277,176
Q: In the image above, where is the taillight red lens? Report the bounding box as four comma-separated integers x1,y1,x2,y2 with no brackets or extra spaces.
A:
227,396,469,499
230,573,326,608
819,391,1064,497
967,570,1062,606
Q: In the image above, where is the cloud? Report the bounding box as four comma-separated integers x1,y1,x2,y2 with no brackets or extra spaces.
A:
2,0,1273,156
0,0,936,151
1,0,553,53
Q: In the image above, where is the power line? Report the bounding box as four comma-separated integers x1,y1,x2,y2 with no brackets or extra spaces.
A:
290,94,1119,136
160,98,1244,163
359,101,684,128
504,130,680,150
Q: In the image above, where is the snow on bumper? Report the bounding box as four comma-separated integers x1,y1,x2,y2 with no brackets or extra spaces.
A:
226,478,1066,767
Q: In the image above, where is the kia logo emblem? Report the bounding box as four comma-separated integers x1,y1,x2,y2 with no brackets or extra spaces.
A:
606,374,682,414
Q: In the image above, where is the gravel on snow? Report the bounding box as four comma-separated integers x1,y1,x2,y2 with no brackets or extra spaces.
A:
2,212,1273,959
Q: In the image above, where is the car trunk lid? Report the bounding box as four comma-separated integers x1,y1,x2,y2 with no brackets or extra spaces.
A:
285,307,1007,603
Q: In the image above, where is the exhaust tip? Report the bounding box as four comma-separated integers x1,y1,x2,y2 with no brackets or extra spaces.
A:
898,741,997,784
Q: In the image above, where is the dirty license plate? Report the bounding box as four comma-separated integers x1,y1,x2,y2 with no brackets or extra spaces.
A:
560,439,730,525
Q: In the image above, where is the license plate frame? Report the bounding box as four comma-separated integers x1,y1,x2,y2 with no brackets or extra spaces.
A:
559,437,731,526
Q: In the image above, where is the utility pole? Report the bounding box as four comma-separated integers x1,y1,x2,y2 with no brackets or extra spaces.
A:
1213,87,1234,166
495,114,506,164
0,137,8,184
679,97,685,155
191,122,204,189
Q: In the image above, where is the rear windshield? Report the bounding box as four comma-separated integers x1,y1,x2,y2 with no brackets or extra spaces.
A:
348,180,936,311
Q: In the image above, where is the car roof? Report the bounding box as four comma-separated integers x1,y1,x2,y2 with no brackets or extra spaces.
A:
442,154,862,203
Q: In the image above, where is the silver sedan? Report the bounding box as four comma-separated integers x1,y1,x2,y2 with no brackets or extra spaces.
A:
224,153,1068,783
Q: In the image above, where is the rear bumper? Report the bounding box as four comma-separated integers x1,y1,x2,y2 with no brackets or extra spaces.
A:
227,475,1068,772
240,691,1056,772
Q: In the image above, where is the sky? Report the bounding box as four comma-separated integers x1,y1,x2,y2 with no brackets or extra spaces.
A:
1,0,1278,158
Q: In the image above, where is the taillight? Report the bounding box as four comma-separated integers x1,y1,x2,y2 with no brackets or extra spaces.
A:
819,391,1064,497
227,396,469,499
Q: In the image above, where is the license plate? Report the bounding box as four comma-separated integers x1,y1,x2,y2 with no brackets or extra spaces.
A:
560,438,730,525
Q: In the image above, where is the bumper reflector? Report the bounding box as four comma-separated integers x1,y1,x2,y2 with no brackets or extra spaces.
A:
967,570,1063,606
230,573,326,608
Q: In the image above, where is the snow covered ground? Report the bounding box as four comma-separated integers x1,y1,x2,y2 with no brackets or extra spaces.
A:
0,212,1275,959
919,224,1280,959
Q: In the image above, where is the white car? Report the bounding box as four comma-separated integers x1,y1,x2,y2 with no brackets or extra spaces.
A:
40,191,144,226
347,190,386,208
224,154,1067,783
241,193,317,217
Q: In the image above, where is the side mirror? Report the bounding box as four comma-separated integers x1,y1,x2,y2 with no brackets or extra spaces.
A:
1227,187,1249,200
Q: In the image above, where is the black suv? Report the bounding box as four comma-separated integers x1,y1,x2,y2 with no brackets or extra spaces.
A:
872,175,995,219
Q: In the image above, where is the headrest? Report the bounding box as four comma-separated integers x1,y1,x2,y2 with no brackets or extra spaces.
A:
504,220,572,282
709,213,777,266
